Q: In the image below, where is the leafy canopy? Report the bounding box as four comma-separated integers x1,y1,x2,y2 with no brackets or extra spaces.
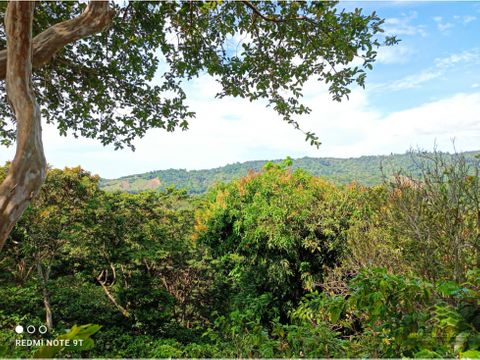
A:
195,161,359,320
0,1,396,148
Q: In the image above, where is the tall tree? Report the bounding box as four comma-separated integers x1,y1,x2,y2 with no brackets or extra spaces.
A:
2,167,100,329
0,1,397,249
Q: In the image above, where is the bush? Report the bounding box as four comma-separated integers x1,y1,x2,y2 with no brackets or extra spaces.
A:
294,268,480,358
346,150,480,283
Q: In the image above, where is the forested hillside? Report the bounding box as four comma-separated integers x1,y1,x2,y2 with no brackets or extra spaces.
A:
2,150,479,358
100,150,480,194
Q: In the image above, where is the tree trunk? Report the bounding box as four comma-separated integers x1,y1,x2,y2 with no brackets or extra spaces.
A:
37,262,53,330
0,2,46,251
0,1,114,251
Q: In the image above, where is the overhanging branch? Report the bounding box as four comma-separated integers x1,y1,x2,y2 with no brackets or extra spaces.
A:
0,1,114,81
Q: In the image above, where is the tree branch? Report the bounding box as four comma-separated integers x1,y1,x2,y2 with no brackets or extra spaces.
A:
0,1,114,81
96,270,130,318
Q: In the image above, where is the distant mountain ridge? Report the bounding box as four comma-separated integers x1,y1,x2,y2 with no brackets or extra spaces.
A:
99,151,480,194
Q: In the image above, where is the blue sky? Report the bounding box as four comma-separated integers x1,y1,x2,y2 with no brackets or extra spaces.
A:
355,1,480,113
1,1,480,178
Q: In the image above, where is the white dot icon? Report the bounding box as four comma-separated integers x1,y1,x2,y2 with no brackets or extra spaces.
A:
15,325,24,334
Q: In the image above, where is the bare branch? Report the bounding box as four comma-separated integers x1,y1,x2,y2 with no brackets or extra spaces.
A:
96,269,130,318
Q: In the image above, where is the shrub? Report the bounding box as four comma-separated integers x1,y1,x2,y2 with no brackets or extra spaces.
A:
294,268,480,358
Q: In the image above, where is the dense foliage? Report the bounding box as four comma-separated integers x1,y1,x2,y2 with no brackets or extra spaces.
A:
1,150,479,358
195,160,358,322
100,150,480,194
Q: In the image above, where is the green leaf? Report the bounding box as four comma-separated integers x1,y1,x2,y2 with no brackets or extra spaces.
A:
33,324,101,359
415,349,443,358
460,350,480,359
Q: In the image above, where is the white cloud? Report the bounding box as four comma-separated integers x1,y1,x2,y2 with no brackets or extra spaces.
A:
383,48,480,91
454,15,476,25
2,76,479,179
384,12,428,37
438,22,454,32
363,93,480,153
387,69,442,90
376,44,414,64
299,87,480,159
433,16,454,32
435,49,480,68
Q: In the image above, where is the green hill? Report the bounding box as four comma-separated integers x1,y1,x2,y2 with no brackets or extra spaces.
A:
99,150,480,194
